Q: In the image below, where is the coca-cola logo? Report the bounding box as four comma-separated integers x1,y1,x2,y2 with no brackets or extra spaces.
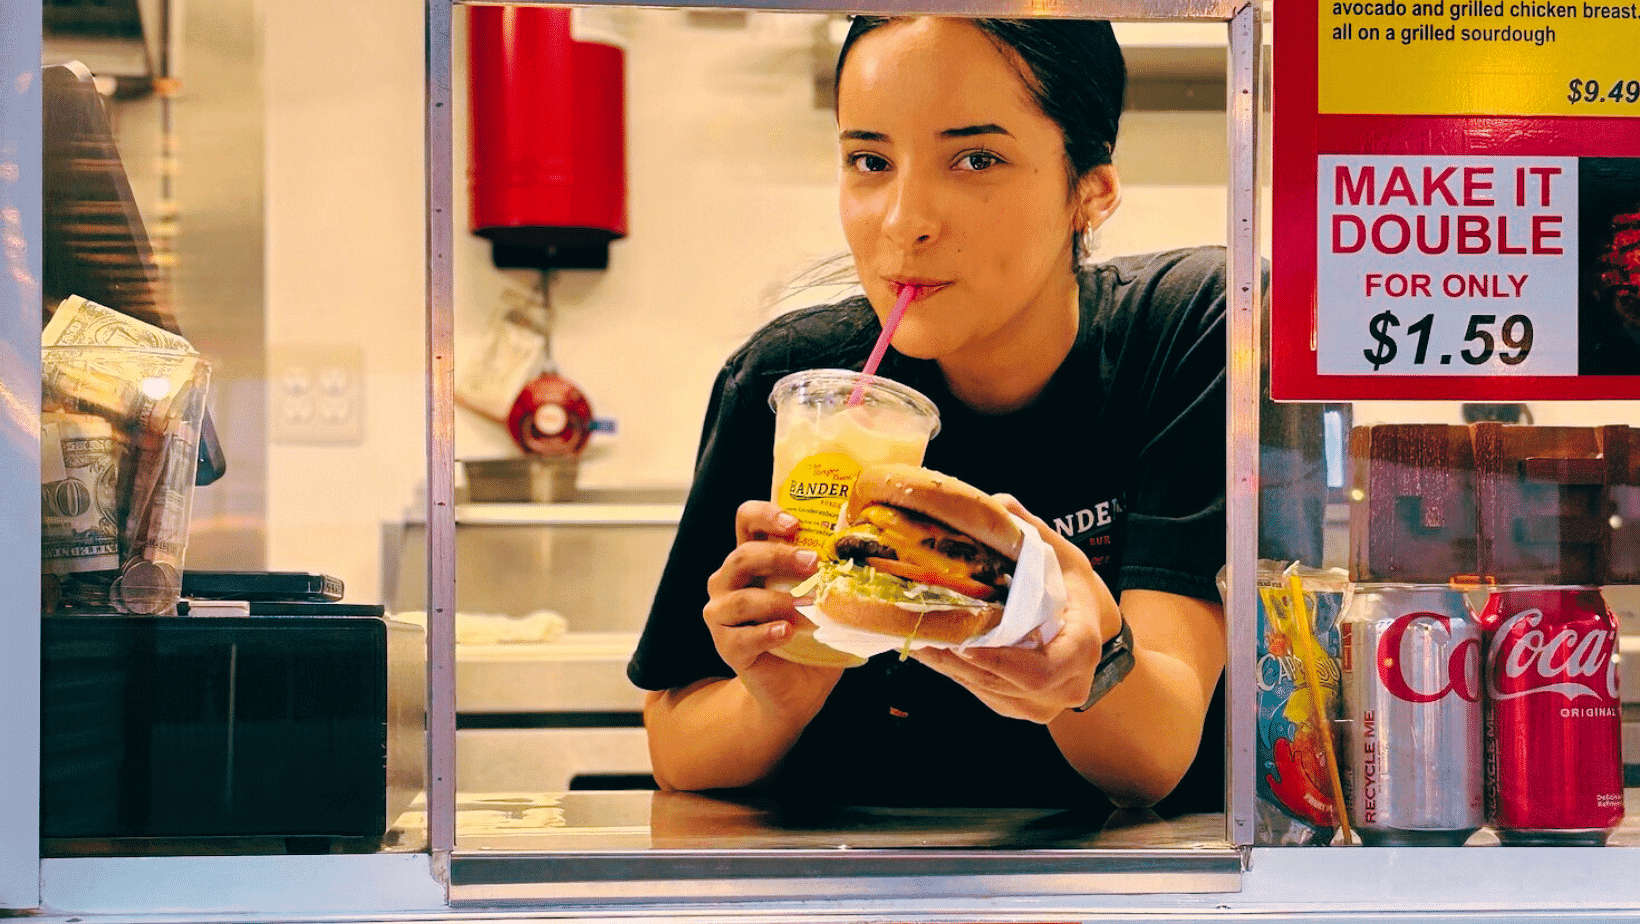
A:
1377,611,1481,704
1487,607,1618,702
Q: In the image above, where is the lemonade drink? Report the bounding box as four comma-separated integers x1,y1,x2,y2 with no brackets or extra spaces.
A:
766,369,940,667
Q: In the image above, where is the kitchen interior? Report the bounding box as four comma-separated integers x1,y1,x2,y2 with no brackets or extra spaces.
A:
38,0,1640,855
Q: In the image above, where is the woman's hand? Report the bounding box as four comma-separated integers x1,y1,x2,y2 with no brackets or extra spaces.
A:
912,495,1121,724
702,500,845,717
644,502,847,793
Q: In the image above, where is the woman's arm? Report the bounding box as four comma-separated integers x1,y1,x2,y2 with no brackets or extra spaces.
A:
642,501,845,792
1046,589,1224,806
913,499,1224,807
644,674,823,792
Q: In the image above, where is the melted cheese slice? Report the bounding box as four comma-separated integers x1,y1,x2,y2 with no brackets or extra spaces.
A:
853,505,978,583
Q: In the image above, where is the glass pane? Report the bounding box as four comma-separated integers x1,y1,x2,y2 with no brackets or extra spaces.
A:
443,7,1241,861
39,0,427,857
1257,394,1640,848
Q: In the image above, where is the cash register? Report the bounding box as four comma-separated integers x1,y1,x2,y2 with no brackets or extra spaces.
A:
39,575,425,848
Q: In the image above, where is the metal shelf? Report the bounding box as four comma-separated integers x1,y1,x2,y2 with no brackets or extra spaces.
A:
452,503,683,527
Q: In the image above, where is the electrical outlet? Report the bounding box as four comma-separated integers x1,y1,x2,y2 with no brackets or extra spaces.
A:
270,344,366,444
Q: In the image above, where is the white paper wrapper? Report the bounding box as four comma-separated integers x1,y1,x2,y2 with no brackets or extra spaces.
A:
802,513,1066,659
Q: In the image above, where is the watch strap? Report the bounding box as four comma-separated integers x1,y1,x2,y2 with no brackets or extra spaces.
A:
1072,616,1135,713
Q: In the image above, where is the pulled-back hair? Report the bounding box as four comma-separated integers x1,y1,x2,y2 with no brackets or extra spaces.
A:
835,17,1126,181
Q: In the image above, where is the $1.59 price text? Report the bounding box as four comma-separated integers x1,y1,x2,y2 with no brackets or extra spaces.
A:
1362,310,1535,371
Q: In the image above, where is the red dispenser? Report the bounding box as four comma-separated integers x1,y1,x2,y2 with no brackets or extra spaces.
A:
467,6,626,270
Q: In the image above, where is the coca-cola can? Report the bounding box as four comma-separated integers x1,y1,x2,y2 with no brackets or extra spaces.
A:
1479,585,1624,846
1340,584,1485,845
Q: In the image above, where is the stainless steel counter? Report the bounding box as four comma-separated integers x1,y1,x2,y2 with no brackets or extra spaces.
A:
437,788,1640,905
390,498,672,791
444,786,1640,853
442,790,1244,903
36,790,1640,919
451,789,1228,852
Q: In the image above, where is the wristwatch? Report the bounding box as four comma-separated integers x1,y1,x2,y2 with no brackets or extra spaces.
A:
1072,617,1135,713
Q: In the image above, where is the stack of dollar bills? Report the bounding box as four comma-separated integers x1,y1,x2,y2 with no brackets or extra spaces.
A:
42,295,210,615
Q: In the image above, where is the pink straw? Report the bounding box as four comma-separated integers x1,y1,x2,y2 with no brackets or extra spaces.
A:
848,284,919,406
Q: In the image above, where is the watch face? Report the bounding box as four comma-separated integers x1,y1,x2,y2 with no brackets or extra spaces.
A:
1075,619,1135,712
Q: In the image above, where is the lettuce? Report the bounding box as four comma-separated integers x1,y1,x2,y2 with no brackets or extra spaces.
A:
793,559,986,611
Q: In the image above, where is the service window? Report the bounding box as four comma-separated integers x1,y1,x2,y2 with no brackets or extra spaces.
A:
435,5,1256,900
37,0,429,859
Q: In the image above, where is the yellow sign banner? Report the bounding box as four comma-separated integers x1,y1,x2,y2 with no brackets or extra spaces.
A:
1318,0,1640,115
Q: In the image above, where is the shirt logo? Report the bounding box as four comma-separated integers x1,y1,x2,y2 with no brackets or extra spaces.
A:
1050,497,1123,544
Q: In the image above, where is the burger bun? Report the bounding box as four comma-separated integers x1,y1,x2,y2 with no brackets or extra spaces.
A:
814,592,1003,646
846,463,1024,561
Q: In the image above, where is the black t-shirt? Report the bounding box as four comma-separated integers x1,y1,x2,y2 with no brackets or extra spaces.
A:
628,247,1229,814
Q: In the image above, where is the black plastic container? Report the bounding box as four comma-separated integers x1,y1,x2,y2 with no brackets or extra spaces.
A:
41,612,424,842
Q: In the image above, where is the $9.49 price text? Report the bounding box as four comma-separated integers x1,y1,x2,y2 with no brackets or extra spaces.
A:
1567,78,1640,105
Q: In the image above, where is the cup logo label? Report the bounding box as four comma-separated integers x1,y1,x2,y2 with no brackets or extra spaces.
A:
777,452,862,551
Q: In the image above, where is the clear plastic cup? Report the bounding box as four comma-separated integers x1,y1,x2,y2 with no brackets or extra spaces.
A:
766,369,940,667
41,346,210,615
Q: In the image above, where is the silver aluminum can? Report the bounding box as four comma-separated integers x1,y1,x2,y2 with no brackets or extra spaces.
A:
1340,584,1484,846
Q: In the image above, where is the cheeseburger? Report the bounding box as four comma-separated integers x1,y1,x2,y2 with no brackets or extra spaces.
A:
794,463,1022,646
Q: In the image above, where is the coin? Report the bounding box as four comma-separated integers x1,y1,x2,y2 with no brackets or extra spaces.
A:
117,558,180,614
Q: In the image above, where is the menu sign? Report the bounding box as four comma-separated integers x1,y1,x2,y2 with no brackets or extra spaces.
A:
1272,0,1640,400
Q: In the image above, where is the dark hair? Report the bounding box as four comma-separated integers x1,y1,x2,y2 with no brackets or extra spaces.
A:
835,17,1126,180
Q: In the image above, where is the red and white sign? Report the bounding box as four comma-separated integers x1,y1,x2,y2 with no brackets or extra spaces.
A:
1319,155,1578,376
1271,0,1640,400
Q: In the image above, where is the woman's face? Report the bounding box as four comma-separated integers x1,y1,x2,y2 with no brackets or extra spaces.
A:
836,18,1116,364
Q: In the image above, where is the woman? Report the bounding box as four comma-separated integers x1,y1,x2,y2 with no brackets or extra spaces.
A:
627,16,1228,813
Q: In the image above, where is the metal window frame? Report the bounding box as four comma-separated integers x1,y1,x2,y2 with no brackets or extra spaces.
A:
423,0,1259,901
0,0,44,911
0,0,1258,911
